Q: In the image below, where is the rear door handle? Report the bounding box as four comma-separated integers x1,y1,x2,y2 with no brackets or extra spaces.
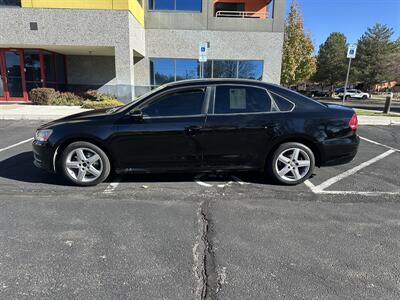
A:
184,126,202,135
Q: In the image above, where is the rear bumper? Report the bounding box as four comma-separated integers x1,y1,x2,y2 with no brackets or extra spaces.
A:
320,134,360,167
32,140,55,173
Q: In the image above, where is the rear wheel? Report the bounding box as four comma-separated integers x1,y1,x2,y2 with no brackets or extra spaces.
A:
345,95,350,100
60,141,111,186
268,142,315,185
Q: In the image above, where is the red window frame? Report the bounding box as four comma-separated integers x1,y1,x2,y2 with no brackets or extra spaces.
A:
0,47,68,102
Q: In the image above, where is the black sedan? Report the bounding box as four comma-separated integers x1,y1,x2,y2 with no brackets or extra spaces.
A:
33,79,359,186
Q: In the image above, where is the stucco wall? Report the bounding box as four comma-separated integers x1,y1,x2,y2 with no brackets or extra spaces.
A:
134,29,284,87
0,7,145,100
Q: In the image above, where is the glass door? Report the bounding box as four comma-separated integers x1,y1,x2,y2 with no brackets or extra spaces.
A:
0,49,28,101
0,52,6,100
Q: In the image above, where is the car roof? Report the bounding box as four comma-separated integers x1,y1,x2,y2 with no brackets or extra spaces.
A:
161,78,271,89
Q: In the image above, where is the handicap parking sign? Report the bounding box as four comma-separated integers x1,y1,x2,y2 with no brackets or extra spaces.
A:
347,44,357,59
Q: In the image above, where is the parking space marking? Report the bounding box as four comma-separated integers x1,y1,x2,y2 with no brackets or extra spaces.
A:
194,174,250,188
231,175,251,185
103,178,121,194
315,149,395,192
360,136,400,152
0,138,33,153
194,174,213,187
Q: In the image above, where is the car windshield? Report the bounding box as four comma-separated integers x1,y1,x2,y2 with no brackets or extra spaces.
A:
106,85,167,114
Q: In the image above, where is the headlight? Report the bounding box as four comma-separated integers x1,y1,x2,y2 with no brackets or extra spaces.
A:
35,129,53,142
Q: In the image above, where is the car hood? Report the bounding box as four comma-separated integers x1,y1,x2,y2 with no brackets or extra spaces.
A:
39,108,116,129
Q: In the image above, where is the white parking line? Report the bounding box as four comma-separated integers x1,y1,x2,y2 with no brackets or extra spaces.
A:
194,174,250,188
103,178,121,194
0,138,34,153
315,149,395,192
360,136,400,152
194,174,213,187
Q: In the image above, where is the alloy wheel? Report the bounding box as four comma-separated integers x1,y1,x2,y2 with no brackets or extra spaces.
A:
65,148,103,183
275,148,311,182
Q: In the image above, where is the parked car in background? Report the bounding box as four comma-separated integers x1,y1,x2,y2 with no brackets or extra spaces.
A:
33,79,360,186
337,89,370,100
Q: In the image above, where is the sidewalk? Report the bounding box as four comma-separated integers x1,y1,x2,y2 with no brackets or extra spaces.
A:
0,104,399,125
0,104,90,120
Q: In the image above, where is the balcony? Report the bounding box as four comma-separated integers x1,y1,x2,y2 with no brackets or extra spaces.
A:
209,0,278,32
213,0,273,20
215,10,268,19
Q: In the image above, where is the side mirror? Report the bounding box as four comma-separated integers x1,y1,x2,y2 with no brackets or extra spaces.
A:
128,109,144,121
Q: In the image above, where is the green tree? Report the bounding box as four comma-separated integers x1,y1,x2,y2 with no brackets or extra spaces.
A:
353,23,396,88
281,0,316,86
383,37,400,81
313,32,348,89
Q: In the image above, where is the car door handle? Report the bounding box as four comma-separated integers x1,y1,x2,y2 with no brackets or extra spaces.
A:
263,123,278,129
184,126,202,135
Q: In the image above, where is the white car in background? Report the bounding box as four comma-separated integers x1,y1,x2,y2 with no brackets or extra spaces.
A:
338,89,370,100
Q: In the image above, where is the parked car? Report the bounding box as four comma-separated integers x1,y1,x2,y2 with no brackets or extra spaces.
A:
337,89,370,100
33,79,360,186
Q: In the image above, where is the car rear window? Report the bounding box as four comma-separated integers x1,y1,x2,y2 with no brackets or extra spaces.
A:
214,85,272,114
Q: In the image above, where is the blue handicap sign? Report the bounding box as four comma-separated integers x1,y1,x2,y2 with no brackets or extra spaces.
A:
350,50,354,54
201,47,206,52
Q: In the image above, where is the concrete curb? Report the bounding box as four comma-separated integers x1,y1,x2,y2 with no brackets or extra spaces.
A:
0,105,91,121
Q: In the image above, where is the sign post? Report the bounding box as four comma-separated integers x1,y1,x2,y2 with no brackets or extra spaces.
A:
199,42,209,79
343,44,357,104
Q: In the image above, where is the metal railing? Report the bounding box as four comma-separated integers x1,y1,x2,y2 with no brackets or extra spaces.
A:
215,10,268,19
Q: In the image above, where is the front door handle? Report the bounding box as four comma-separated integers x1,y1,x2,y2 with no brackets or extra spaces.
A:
184,126,202,135
263,123,278,129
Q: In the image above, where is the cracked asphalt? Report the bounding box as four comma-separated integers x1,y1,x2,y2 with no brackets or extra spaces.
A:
0,120,400,299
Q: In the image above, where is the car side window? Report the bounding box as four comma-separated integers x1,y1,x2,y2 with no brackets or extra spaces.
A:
141,88,205,117
214,86,271,114
269,92,295,112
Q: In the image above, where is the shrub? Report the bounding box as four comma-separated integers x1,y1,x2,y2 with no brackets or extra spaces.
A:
50,92,84,106
29,88,59,105
81,99,124,109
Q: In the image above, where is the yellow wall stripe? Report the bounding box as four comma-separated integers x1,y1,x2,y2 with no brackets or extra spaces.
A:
21,0,144,26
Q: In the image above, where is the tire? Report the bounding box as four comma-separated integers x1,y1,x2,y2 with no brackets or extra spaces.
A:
345,95,350,100
362,95,368,100
268,142,315,185
60,141,111,186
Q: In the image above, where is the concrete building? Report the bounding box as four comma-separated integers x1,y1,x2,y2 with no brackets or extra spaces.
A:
0,0,285,102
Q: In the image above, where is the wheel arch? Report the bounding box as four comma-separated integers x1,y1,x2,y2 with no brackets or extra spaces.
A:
53,136,114,173
265,136,322,168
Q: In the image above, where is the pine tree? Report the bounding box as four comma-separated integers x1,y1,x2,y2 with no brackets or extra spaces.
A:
353,23,396,88
314,32,348,89
281,0,316,86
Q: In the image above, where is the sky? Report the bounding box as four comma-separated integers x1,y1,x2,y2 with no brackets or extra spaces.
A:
286,0,400,51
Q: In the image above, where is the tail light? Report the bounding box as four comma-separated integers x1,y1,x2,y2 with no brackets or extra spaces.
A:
349,113,358,131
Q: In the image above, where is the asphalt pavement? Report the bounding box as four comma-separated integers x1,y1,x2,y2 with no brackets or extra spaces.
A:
0,120,399,299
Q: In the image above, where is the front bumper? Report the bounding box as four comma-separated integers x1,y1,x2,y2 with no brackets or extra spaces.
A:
32,140,55,173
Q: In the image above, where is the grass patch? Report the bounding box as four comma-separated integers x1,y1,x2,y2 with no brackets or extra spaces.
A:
355,109,400,118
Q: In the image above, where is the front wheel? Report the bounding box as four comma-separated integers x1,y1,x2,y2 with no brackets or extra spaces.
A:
268,142,315,185
362,95,368,100
60,141,111,186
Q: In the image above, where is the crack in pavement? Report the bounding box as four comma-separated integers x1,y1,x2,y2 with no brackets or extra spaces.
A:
193,199,219,300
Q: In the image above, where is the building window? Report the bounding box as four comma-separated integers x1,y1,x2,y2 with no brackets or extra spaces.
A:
150,58,263,86
149,0,202,11
23,49,67,93
238,60,263,80
0,0,21,6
